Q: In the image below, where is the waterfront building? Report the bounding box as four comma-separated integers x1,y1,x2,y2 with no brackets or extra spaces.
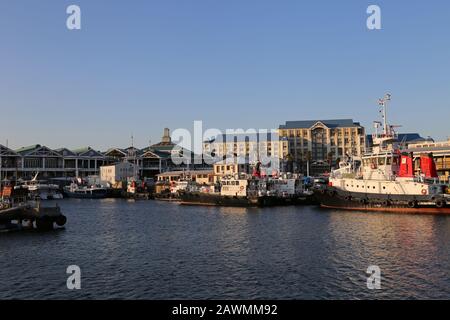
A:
56,147,110,177
100,162,139,186
16,145,111,179
104,146,171,178
1,144,112,180
202,132,289,164
104,128,211,179
0,144,20,182
278,119,366,175
15,145,65,178
148,128,211,173
11,145,111,179
103,147,163,178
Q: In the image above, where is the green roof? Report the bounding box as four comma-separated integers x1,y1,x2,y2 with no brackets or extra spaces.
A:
15,144,41,155
71,147,92,154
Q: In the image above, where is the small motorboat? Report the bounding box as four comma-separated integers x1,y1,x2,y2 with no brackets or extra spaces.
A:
19,173,63,200
64,183,108,199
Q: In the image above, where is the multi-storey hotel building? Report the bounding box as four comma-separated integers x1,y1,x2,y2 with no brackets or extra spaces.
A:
202,132,289,164
278,119,366,173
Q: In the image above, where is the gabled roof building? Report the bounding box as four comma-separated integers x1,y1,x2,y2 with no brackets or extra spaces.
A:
0,128,210,181
278,119,366,175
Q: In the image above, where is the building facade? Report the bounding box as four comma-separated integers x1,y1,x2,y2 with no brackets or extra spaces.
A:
100,162,139,185
0,144,113,180
203,133,289,163
278,119,366,174
0,128,212,182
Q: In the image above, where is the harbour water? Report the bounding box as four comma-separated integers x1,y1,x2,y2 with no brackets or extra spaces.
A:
1,199,450,299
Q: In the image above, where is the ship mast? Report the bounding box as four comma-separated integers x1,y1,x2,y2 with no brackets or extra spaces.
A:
378,93,391,135
130,133,137,179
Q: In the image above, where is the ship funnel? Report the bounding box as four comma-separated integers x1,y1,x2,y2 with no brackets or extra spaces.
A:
398,153,414,178
420,153,438,179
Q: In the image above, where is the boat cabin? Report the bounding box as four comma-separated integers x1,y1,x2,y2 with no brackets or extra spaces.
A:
219,177,248,197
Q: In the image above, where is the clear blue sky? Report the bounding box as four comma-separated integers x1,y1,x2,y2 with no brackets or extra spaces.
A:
1,0,449,150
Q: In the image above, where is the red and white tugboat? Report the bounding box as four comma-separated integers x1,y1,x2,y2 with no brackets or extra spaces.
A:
315,94,450,214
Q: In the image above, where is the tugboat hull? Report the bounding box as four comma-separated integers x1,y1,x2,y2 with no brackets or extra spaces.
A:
179,192,276,207
0,205,67,231
179,192,316,207
314,188,450,215
64,190,108,199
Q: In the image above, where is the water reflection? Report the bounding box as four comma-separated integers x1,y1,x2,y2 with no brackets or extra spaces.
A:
0,200,449,299
325,211,448,298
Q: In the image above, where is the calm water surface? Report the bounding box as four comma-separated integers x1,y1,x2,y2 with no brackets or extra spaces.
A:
1,199,450,299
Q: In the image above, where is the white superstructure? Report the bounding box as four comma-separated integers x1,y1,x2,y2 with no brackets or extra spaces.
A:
20,173,63,200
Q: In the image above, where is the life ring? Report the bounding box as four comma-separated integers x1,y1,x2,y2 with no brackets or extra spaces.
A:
421,189,427,195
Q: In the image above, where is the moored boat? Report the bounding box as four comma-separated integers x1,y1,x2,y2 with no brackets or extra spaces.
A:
179,171,315,207
1,185,67,231
18,173,63,200
178,175,278,207
64,182,108,199
315,94,450,214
